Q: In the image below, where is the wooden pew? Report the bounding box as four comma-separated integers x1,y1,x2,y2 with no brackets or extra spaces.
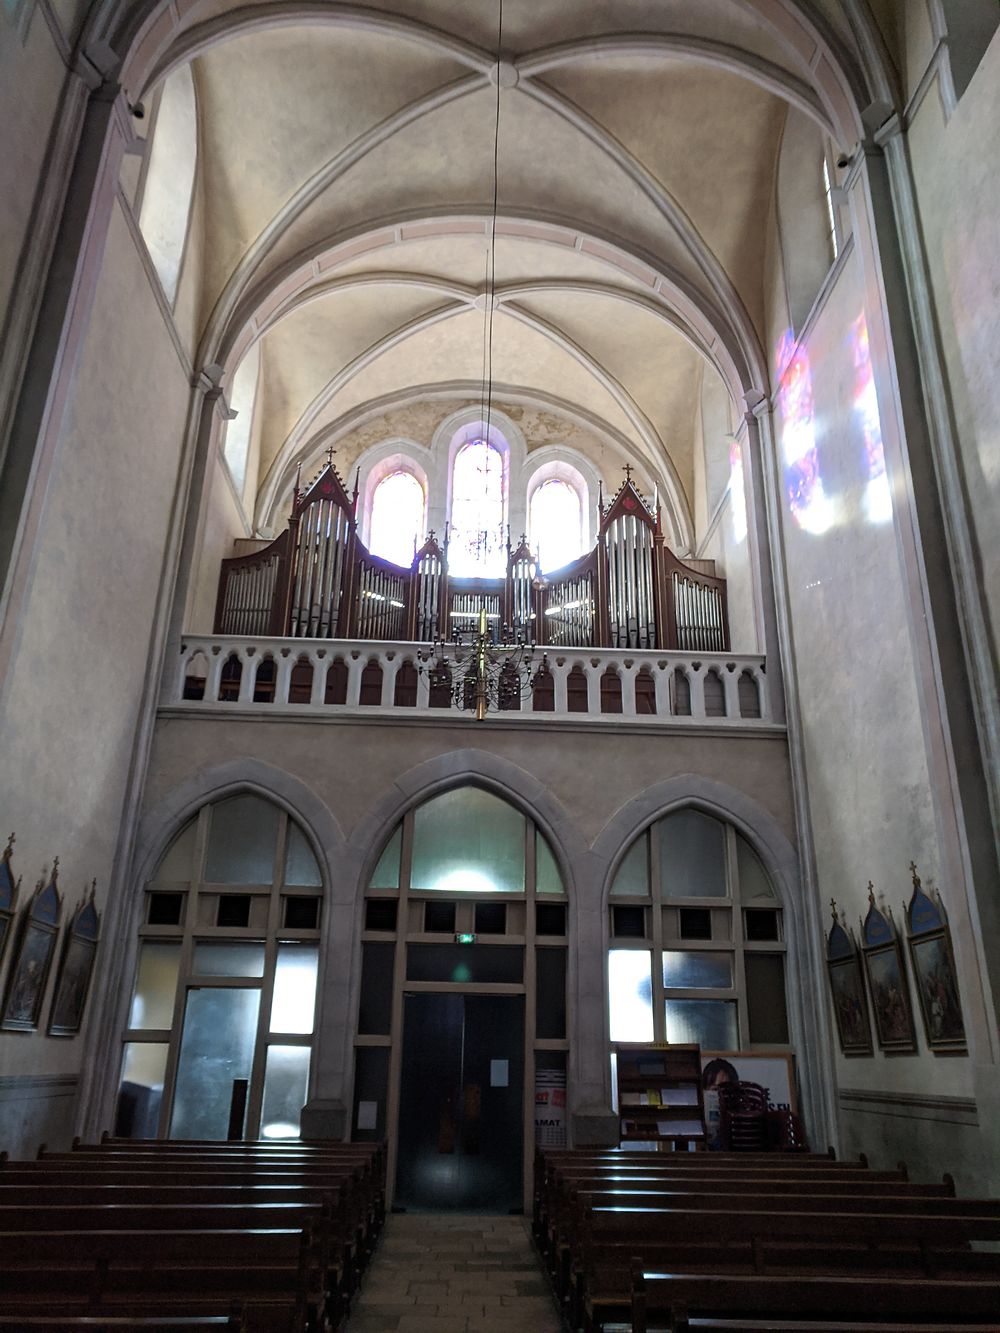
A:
0,1179,358,1297
573,1206,1000,1329
629,1268,1000,1332
0,1319,245,1331
534,1148,1000,1333
0,1141,386,1330
535,1166,948,1256
543,1181,980,1292
0,1227,321,1331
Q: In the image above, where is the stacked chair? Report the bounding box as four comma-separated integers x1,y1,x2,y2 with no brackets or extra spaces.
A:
715,1081,769,1153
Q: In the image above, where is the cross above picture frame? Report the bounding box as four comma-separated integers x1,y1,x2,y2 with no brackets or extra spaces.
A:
904,864,966,1054
1,858,62,1032
48,880,101,1037
860,882,916,1054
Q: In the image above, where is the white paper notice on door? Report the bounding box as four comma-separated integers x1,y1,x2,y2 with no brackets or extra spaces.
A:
357,1100,378,1130
490,1059,509,1087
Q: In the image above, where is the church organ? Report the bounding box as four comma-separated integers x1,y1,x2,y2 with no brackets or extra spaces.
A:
215,459,729,652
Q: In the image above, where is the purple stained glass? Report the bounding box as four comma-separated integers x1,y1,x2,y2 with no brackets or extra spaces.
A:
449,439,506,576
369,471,424,568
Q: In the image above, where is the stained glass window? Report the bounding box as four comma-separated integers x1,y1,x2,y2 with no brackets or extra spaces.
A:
530,479,583,573
369,471,424,568
449,439,506,576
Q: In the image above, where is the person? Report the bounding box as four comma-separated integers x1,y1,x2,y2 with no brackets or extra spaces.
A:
702,1058,740,1151
702,1057,739,1091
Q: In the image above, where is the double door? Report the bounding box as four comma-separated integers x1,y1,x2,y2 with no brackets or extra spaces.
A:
394,993,524,1212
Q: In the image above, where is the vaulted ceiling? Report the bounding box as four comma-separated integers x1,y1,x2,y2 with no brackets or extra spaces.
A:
121,0,873,541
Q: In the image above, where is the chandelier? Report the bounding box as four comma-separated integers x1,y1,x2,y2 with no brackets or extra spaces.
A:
420,608,542,721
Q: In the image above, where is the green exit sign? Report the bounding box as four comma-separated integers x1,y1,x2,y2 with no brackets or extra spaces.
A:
454,932,476,944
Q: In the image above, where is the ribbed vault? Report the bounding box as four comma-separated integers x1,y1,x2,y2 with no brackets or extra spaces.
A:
82,0,888,539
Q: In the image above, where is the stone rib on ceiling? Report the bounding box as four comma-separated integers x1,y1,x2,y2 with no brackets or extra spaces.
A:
137,1,848,542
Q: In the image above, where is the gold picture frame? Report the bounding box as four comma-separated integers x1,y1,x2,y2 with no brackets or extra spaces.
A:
904,864,966,1053
860,882,916,1054
825,899,873,1057
0,833,21,971
48,880,100,1037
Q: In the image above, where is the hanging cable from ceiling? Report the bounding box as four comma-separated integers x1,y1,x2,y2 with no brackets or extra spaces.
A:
479,0,504,458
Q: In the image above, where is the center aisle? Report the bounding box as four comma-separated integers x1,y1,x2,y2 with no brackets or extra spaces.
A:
346,1213,564,1332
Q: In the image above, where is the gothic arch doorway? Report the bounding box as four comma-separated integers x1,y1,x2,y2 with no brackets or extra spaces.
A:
353,784,569,1212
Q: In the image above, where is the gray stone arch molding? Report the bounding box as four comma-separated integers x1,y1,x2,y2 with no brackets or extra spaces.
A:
132,758,346,893
591,775,837,1153
336,750,587,1140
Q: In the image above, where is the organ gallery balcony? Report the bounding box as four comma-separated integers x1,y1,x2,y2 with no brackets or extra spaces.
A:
167,635,775,730
174,456,778,731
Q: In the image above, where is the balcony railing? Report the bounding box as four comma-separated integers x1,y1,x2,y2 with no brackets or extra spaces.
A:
167,636,777,728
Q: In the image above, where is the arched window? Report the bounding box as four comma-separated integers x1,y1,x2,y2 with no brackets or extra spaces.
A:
822,152,839,262
369,470,425,568
449,439,506,576
138,64,197,307
608,809,787,1052
529,478,584,573
223,343,259,500
359,786,568,1200
117,795,322,1140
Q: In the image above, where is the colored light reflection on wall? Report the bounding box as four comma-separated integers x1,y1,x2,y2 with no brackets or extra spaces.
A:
851,314,892,524
729,439,747,543
774,330,835,535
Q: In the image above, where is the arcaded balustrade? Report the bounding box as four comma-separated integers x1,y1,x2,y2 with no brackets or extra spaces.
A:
167,636,775,726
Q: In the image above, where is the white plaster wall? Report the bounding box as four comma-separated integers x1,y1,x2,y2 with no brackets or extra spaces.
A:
906,29,1000,665
773,246,971,1100
698,491,758,656
0,198,189,1096
0,7,66,329
187,448,252,634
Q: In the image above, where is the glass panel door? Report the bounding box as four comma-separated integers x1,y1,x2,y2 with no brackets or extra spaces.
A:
394,993,525,1212
170,987,261,1139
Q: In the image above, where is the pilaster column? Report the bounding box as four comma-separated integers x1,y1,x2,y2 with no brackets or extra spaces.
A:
0,74,136,700
847,130,1000,1062
741,401,787,725
162,374,230,664
569,851,618,1147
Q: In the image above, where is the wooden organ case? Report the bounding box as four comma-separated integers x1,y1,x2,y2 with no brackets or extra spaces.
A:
214,459,729,652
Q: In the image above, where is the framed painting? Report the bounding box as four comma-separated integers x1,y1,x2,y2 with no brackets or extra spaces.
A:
905,865,966,1053
1,859,62,1031
860,883,916,1053
0,832,21,970
825,901,873,1056
48,881,100,1037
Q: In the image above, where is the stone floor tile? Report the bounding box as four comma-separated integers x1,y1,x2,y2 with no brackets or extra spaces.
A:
345,1214,562,1332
